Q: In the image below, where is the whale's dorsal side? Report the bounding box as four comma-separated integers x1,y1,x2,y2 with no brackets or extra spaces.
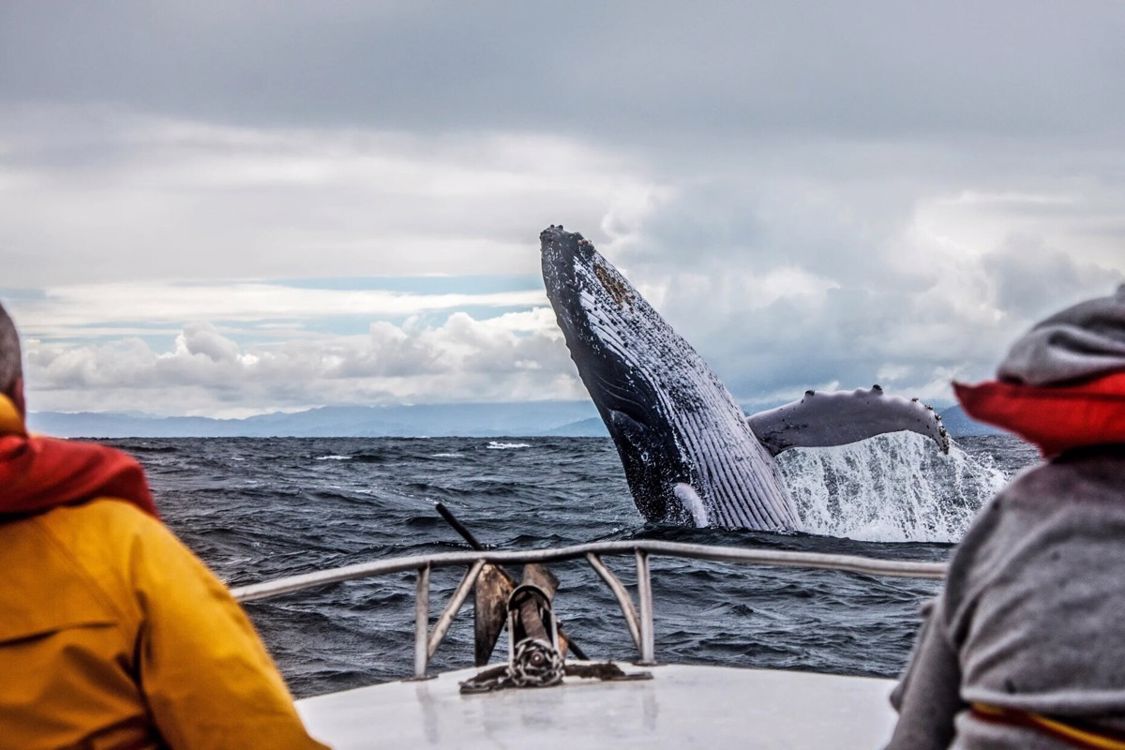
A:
746,386,950,456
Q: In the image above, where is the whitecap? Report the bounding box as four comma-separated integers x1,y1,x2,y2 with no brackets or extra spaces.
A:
315,454,352,461
431,452,463,458
486,441,531,450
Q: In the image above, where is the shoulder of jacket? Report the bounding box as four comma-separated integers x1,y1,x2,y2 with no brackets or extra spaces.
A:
0,500,153,640
35,500,171,616
38,498,161,544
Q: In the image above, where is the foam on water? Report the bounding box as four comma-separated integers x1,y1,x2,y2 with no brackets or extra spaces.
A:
778,431,1010,543
487,441,531,450
315,454,352,461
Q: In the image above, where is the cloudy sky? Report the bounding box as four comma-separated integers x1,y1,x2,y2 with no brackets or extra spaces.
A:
2,1,1123,417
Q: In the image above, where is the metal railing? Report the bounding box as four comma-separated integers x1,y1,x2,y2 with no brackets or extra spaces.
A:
230,540,947,679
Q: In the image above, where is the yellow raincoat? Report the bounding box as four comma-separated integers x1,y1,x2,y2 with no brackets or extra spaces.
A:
0,396,329,749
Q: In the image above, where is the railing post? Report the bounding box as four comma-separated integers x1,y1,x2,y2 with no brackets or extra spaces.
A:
635,549,655,665
413,564,431,679
428,560,486,659
586,552,641,652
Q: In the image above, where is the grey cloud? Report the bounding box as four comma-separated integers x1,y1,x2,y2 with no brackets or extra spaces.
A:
652,284,999,407
2,2,1124,145
0,112,642,286
615,175,928,292
597,160,1125,407
983,237,1124,320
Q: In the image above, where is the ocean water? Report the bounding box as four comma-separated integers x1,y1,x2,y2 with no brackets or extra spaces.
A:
115,433,1039,699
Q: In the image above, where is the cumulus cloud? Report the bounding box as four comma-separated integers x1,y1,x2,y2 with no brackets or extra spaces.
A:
25,309,583,416
600,160,1125,407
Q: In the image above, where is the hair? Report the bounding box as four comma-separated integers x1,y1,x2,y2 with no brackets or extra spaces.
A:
0,302,22,397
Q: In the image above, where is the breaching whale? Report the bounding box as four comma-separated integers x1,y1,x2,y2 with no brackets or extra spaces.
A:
539,225,949,531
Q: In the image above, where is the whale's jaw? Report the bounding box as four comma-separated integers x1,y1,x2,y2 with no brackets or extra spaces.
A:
539,226,799,530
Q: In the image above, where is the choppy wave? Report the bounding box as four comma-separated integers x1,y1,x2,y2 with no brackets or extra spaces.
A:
315,454,351,461
486,441,531,450
349,453,390,463
779,432,1010,543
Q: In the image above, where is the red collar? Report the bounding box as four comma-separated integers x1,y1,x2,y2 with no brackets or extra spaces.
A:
0,395,158,518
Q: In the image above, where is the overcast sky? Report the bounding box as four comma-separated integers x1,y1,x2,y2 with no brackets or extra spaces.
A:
2,1,1123,417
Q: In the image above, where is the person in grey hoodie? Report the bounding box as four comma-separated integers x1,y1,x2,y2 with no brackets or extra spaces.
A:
886,285,1125,749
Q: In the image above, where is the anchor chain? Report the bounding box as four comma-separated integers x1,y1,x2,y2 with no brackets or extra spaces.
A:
460,638,562,693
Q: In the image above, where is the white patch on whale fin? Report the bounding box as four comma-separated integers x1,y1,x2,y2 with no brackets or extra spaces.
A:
673,483,710,527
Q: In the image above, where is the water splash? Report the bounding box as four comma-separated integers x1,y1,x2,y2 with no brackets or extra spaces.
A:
777,432,1010,543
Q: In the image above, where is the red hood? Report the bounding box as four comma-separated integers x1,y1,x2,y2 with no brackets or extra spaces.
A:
954,371,1125,458
0,395,158,518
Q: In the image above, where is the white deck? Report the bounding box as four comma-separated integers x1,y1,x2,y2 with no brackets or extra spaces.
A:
297,663,898,748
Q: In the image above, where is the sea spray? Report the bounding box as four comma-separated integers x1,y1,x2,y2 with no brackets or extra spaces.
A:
778,432,1009,543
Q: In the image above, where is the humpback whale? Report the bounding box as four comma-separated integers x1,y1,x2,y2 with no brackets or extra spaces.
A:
539,225,949,531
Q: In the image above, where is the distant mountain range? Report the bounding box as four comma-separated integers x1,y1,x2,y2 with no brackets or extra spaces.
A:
28,401,610,439
28,401,1004,440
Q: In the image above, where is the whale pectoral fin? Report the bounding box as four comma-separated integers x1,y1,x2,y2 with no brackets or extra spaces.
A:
746,386,950,456
672,483,710,527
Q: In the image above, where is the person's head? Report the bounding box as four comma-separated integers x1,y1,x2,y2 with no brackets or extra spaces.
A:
0,302,24,417
954,284,1125,457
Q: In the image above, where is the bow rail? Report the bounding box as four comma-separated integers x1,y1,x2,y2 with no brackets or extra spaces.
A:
230,540,946,679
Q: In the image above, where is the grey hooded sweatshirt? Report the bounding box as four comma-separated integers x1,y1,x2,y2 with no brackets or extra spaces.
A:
887,286,1125,748
886,445,1125,749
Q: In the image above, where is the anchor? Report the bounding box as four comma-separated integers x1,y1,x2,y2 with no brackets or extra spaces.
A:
433,503,651,694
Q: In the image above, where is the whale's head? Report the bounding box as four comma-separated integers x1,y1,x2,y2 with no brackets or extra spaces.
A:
539,225,796,528
540,225,686,521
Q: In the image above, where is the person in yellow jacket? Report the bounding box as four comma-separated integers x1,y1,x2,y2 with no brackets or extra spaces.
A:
0,303,330,749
